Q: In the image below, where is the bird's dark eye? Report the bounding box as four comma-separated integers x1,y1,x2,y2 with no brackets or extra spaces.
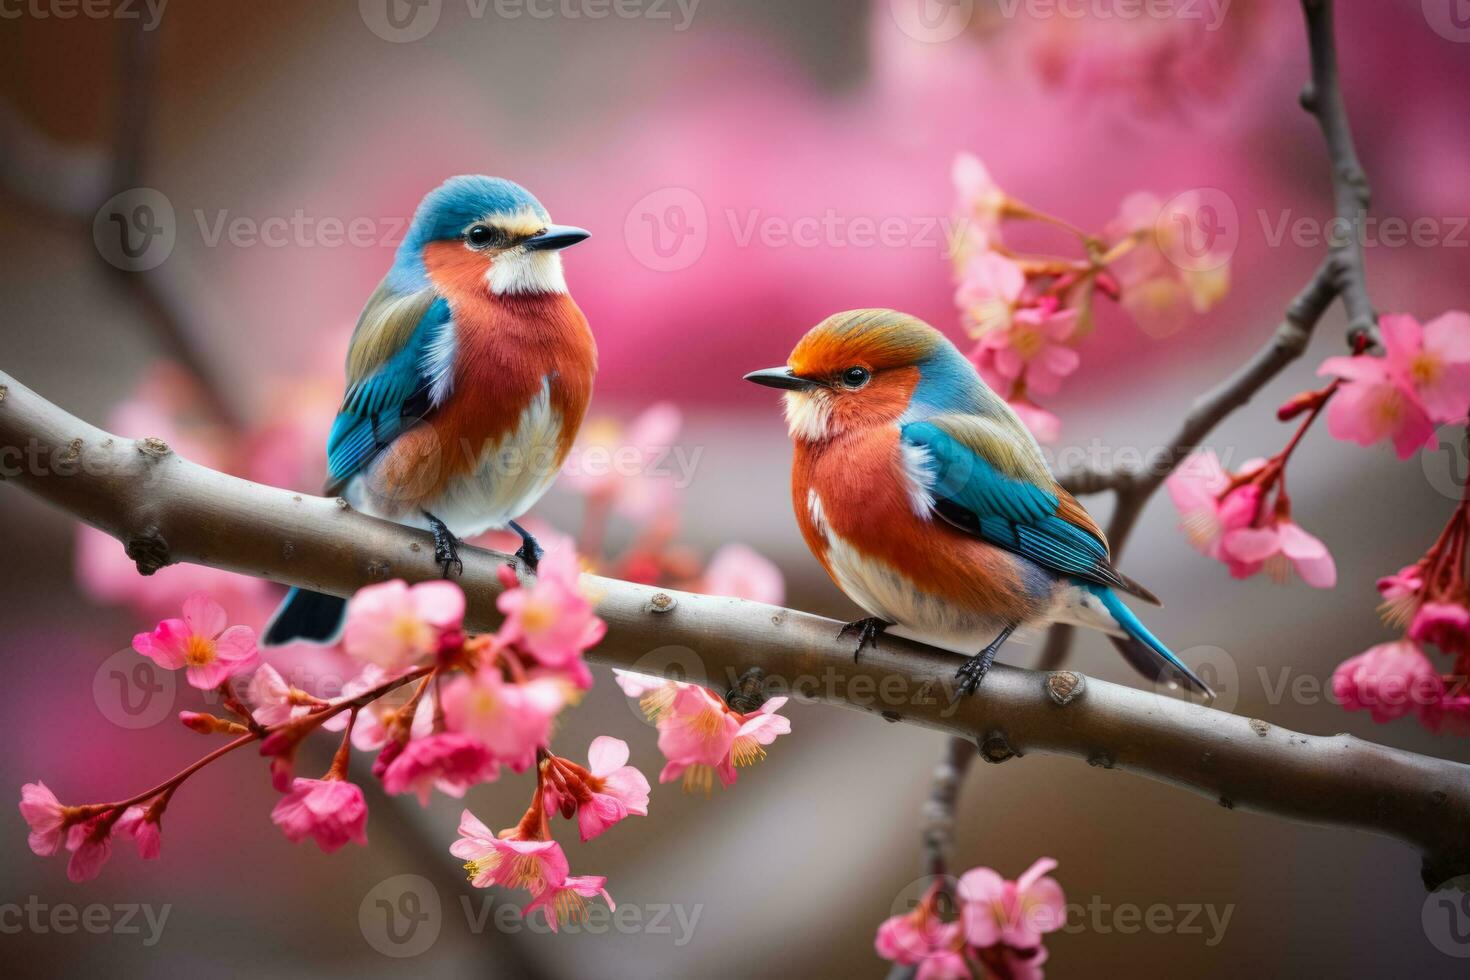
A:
842,366,871,389
465,224,500,249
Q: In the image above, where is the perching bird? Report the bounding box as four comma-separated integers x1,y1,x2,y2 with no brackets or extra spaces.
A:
264,175,595,646
744,309,1211,697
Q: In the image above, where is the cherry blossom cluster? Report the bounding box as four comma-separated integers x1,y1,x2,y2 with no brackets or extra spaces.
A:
951,153,1229,442
613,670,791,795
1333,476,1470,733
873,858,1066,980
18,553,638,927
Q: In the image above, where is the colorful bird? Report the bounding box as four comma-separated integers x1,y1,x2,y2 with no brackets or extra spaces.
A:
744,309,1211,697
264,175,595,646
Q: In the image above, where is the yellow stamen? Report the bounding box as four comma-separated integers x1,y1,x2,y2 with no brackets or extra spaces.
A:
392,615,430,650
520,598,555,635
1011,324,1045,360
554,888,589,925
1264,553,1292,584
1411,353,1442,387
731,735,766,768
509,852,546,891
1378,594,1420,630
184,634,217,667
681,764,716,797
464,853,501,883
1180,510,1220,550
691,705,727,738
638,685,675,723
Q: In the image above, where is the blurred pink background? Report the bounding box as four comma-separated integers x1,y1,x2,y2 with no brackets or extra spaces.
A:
3,1,1470,976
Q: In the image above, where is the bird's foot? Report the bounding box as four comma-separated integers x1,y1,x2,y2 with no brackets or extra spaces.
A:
508,520,544,573
955,622,1018,696
423,512,463,578
837,617,892,662
955,649,997,696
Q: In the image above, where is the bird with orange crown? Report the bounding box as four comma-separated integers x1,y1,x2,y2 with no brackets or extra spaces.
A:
745,308,1212,697
264,175,595,646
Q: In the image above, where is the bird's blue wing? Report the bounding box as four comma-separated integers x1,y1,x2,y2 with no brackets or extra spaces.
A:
901,419,1152,599
323,292,451,494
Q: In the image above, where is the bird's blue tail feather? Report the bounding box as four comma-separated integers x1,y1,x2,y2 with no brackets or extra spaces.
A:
263,588,347,647
1087,583,1214,698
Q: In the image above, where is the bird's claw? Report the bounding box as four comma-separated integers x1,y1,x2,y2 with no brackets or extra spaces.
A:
837,617,891,662
509,520,543,574
423,512,463,579
955,653,993,696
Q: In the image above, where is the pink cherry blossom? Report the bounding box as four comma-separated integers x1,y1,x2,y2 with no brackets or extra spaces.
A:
874,903,970,979
959,857,1067,950
564,736,651,842
115,805,162,860
1165,452,1262,559
496,547,605,682
955,252,1025,338
380,733,500,805
1379,312,1470,421
270,778,368,853
1410,602,1470,655
342,580,465,672
524,875,616,932
612,669,670,698
1220,518,1337,588
321,664,434,751
952,151,1008,255
64,816,114,883
1319,351,1436,459
1332,641,1443,724
1377,563,1426,629
246,663,299,727
718,698,792,786
132,592,260,690
19,781,66,857
451,809,569,893
701,543,785,605
440,668,566,772
656,685,740,794
971,304,1080,397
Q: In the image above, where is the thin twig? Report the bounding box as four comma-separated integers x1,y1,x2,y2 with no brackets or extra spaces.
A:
1,370,1467,888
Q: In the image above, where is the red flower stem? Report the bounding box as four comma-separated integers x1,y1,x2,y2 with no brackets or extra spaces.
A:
326,708,357,780
74,664,434,817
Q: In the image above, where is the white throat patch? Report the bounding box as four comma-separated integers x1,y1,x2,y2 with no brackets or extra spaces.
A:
782,389,833,442
487,248,568,295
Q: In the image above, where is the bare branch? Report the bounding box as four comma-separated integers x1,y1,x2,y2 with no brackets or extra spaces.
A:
2,369,1467,888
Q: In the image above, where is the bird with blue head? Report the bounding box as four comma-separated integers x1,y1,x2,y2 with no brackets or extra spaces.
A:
264,175,595,646
746,308,1212,698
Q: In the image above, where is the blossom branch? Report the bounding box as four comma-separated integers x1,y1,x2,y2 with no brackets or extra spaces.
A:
1044,0,1378,672
3,371,1469,887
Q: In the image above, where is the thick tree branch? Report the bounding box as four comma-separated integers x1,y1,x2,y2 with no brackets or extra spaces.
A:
2,371,1468,887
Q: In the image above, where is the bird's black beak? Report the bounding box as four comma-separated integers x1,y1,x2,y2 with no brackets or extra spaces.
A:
743,367,815,391
523,225,591,251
